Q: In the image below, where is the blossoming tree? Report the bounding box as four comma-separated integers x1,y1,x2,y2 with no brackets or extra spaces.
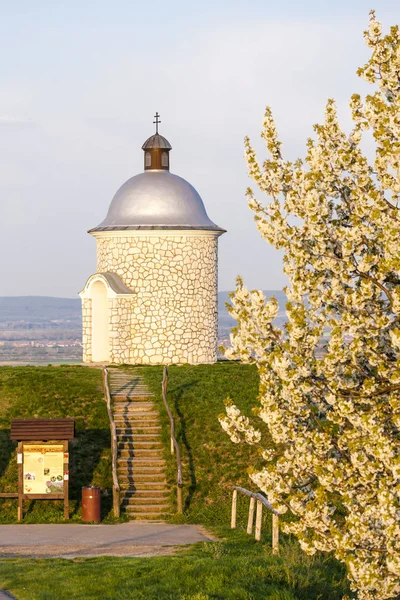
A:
219,12,400,600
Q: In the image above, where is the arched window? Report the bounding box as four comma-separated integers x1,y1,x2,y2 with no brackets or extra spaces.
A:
161,152,169,167
145,152,151,167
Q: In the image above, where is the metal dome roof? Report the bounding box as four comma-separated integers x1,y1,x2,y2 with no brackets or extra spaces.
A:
141,133,172,150
89,170,225,233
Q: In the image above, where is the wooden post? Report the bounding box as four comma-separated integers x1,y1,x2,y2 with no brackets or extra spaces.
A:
113,486,120,518
231,489,237,529
63,440,69,519
247,496,255,534
272,514,279,554
171,437,174,455
177,485,183,514
17,442,23,522
255,500,262,541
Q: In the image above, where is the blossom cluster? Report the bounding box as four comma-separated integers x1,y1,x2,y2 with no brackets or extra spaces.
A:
220,11,400,600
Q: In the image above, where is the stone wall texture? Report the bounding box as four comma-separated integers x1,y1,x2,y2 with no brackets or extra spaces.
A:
82,298,92,362
84,233,219,365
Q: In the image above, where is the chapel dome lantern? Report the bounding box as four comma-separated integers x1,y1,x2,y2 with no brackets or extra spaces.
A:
142,112,172,171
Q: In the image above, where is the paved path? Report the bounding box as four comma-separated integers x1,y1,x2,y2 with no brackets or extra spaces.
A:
0,523,213,558
0,592,16,600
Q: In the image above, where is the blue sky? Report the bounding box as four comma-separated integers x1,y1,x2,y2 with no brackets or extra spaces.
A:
0,0,398,296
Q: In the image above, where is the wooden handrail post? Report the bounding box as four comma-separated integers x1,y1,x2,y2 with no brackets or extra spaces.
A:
177,485,183,514
162,366,184,515
231,489,238,529
232,486,280,551
255,500,262,541
247,496,255,534
103,367,120,519
113,486,120,518
272,514,279,554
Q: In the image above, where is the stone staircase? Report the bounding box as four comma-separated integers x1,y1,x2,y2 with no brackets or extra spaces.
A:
108,368,170,520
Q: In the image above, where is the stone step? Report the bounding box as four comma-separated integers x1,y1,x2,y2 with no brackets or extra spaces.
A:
122,497,170,505
111,386,145,390
118,466,165,474
110,382,149,386
115,427,161,433
113,410,159,418
124,504,170,512
116,427,162,434
117,460,165,467
116,440,163,449
117,436,161,442
117,457,165,467
114,413,159,420
115,431,161,438
113,403,155,412
120,481,168,491
119,449,164,457
112,390,151,393
116,438,162,444
124,504,170,513
119,480,167,490
112,394,155,406
119,473,166,483
110,382,150,386
120,489,169,497
114,418,160,425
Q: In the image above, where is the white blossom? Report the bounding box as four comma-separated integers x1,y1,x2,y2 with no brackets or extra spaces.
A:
221,12,400,600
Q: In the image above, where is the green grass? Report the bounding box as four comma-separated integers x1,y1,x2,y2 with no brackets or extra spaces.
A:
0,365,117,522
0,532,349,599
0,363,350,598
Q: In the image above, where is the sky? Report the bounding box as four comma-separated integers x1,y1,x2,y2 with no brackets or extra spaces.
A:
0,0,398,297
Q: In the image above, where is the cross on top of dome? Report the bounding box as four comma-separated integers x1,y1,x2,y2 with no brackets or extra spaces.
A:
153,112,161,134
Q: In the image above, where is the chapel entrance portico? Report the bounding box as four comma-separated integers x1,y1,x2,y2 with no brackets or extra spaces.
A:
79,272,135,363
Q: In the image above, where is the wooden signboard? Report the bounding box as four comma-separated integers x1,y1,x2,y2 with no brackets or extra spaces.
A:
0,419,75,521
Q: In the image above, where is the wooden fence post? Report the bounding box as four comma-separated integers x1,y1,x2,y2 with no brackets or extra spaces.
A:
247,496,255,534
272,514,279,554
255,500,262,541
177,485,183,514
231,489,237,529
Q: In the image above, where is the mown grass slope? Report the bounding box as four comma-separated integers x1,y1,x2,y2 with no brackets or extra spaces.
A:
0,365,115,522
137,362,269,526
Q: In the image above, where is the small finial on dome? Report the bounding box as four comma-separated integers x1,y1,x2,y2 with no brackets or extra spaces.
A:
153,112,161,134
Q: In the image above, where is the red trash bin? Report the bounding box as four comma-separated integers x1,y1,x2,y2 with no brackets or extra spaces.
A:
82,486,101,522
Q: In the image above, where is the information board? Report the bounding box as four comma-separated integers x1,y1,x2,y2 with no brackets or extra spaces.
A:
23,444,65,495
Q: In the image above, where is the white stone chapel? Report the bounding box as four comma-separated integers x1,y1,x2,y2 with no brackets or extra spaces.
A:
80,114,226,365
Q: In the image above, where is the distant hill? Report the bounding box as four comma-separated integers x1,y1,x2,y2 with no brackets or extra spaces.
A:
0,297,81,325
0,292,287,330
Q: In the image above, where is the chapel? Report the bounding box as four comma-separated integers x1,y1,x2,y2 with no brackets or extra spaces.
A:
80,114,226,365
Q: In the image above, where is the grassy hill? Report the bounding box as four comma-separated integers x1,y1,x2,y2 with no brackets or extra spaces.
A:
139,363,265,524
0,363,349,599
